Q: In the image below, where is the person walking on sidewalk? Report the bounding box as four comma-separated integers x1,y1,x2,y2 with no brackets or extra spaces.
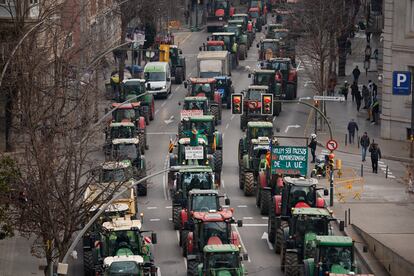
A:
371,97,380,124
364,44,372,62
346,38,352,55
347,119,359,144
352,66,361,83
341,81,349,101
351,81,359,102
308,134,317,163
355,88,362,112
360,132,370,161
372,82,378,98
369,140,382,173
362,85,370,109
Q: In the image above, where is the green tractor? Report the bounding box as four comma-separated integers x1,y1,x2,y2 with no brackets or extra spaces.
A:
268,177,328,253
239,136,270,196
119,79,155,122
224,23,248,59
231,14,256,47
211,32,239,67
182,96,210,116
280,208,335,276
303,236,365,276
248,69,282,116
196,244,248,276
105,122,147,155
83,216,157,276
169,45,186,84
238,121,273,165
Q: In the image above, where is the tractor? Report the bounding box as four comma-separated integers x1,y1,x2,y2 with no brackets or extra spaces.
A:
257,39,284,61
224,24,248,59
238,121,273,165
248,7,265,31
182,210,243,275
112,103,148,153
239,136,270,196
206,0,235,32
214,76,234,109
169,45,186,84
210,32,239,67
102,255,158,276
184,78,222,124
265,23,284,39
302,236,367,276
83,216,157,276
169,167,216,229
195,244,248,276
267,177,328,253
230,14,256,47
240,85,273,131
199,40,226,52
119,79,155,123
181,96,210,117
248,69,282,116
280,208,335,276
261,57,298,100
105,122,147,155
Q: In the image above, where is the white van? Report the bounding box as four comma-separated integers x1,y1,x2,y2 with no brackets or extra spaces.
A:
144,62,172,98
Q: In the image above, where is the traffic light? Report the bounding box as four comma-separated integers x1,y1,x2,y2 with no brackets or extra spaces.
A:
231,94,243,115
328,153,335,170
261,94,273,115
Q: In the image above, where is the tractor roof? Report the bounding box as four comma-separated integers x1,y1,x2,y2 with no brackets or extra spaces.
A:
212,32,235,36
247,121,273,128
284,176,318,186
193,209,233,222
207,40,225,46
110,122,135,128
274,9,293,15
103,255,144,267
178,137,207,145
268,23,284,28
249,7,259,12
178,166,213,173
248,85,269,90
232,13,248,17
184,96,208,102
102,160,131,170
111,102,140,109
254,69,276,74
262,39,280,43
183,115,215,121
316,236,353,247
251,136,271,145
122,78,145,84
189,77,216,84
102,215,142,231
273,28,290,32
204,244,240,253
292,207,331,217
112,138,139,145
189,189,219,196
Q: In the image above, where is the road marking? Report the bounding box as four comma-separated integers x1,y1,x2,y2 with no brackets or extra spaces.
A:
222,133,225,138
168,218,172,221
378,161,385,164
161,102,166,107
147,132,177,135
174,86,180,92
284,124,301,133
188,72,192,77
261,232,274,250
176,230,180,243
237,205,248,208
165,206,172,209
164,115,175,125
147,207,158,210
180,33,192,45
261,217,268,220
155,109,159,115
163,155,169,200
379,164,387,167
243,217,253,220
388,175,396,179
184,257,187,270
243,223,268,227
225,123,229,129
232,225,251,262
231,114,235,120
149,218,160,222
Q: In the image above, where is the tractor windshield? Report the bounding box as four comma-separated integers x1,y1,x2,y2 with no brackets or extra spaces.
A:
113,144,138,160
145,72,165,82
262,42,278,52
106,261,140,275
122,82,145,95
247,90,264,101
267,61,289,71
249,127,272,139
106,230,141,256
186,121,212,135
101,168,127,183
295,216,327,236
213,36,231,49
289,185,316,207
110,127,135,139
202,222,229,244
249,11,259,18
113,109,136,122
192,83,214,97
182,172,212,192
254,73,272,86
214,1,228,10
208,45,225,51
184,101,207,111
319,246,353,272
192,195,218,212
207,252,239,271
274,31,289,40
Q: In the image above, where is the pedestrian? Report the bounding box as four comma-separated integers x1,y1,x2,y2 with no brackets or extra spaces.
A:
352,65,361,83
308,134,317,163
371,97,379,124
366,95,372,121
346,38,352,55
351,81,359,102
341,81,349,101
369,140,382,173
355,88,362,112
366,30,371,43
347,119,359,144
360,132,370,161
364,44,372,62
362,85,370,109
372,82,378,98
364,59,370,76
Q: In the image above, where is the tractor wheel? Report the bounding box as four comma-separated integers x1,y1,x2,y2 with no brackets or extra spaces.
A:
285,252,300,276
238,45,247,60
182,235,188,257
239,165,245,190
211,105,220,125
226,97,231,109
213,150,223,174
178,122,183,135
83,250,95,276
240,115,247,131
172,206,181,230
187,259,198,276
243,172,255,196
138,133,146,154
275,221,288,254
179,230,188,247
268,215,276,243
286,83,296,100
260,189,272,215
175,67,183,84
238,139,243,167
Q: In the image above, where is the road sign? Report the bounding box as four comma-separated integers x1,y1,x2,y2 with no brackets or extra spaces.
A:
326,139,338,151
180,110,203,120
393,71,412,95
271,146,308,176
185,146,204,160
313,95,345,102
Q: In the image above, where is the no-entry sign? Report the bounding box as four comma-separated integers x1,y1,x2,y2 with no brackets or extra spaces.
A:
326,139,338,151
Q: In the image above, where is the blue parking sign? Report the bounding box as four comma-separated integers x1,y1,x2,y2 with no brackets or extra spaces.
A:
393,71,411,95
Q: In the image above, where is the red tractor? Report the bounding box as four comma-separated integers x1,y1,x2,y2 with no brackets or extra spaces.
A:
182,209,243,275
199,40,226,52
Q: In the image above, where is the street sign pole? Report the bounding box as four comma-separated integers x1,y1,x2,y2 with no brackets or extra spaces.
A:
329,169,334,207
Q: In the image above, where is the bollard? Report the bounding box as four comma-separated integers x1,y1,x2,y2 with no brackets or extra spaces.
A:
345,134,347,146
361,164,363,177
345,210,348,228
348,208,351,225
386,165,389,178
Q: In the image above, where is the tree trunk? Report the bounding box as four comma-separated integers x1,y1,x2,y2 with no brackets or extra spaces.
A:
337,34,347,77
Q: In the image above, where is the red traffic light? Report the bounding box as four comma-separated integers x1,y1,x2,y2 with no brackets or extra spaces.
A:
233,97,241,104
263,97,272,104
328,153,335,160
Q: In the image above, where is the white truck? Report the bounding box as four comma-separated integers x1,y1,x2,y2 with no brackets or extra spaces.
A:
196,51,231,78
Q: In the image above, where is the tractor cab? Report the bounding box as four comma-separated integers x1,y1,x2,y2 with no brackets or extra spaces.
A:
183,97,209,114
249,69,282,116
257,39,282,61
201,40,226,51
262,57,298,100
103,255,158,276
186,78,217,99
201,244,246,275
211,32,237,54
180,115,217,145
247,137,271,171
228,19,246,32
120,79,146,102
214,76,234,109
106,122,136,143
188,189,222,213
246,121,274,141
174,137,210,166
241,85,270,125
111,102,147,130
168,45,186,84
265,23,284,39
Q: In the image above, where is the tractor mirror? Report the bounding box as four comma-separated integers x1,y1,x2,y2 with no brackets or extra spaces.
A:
151,232,157,244
323,189,329,196
183,81,188,88
146,83,151,90
237,220,243,227
225,198,230,205
243,253,249,261
339,220,345,232
179,49,183,54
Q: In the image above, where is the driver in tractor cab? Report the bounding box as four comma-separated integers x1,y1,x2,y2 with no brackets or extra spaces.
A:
116,232,130,246
194,196,216,212
189,175,201,191
191,102,199,110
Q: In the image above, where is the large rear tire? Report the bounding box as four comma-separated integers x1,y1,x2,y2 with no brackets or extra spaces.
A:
285,251,300,276
260,189,271,215
213,150,223,173
243,172,255,196
240,115,247,131
150,100,155,121
187,259,198,276
268,215,276,243
137,182,147,196
275,221,288,254
175,67,183,84
239,165,245,189
238,45,247,60
138,132,146,154
211,105,220,125
83,250,95,276
172,206,180,230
